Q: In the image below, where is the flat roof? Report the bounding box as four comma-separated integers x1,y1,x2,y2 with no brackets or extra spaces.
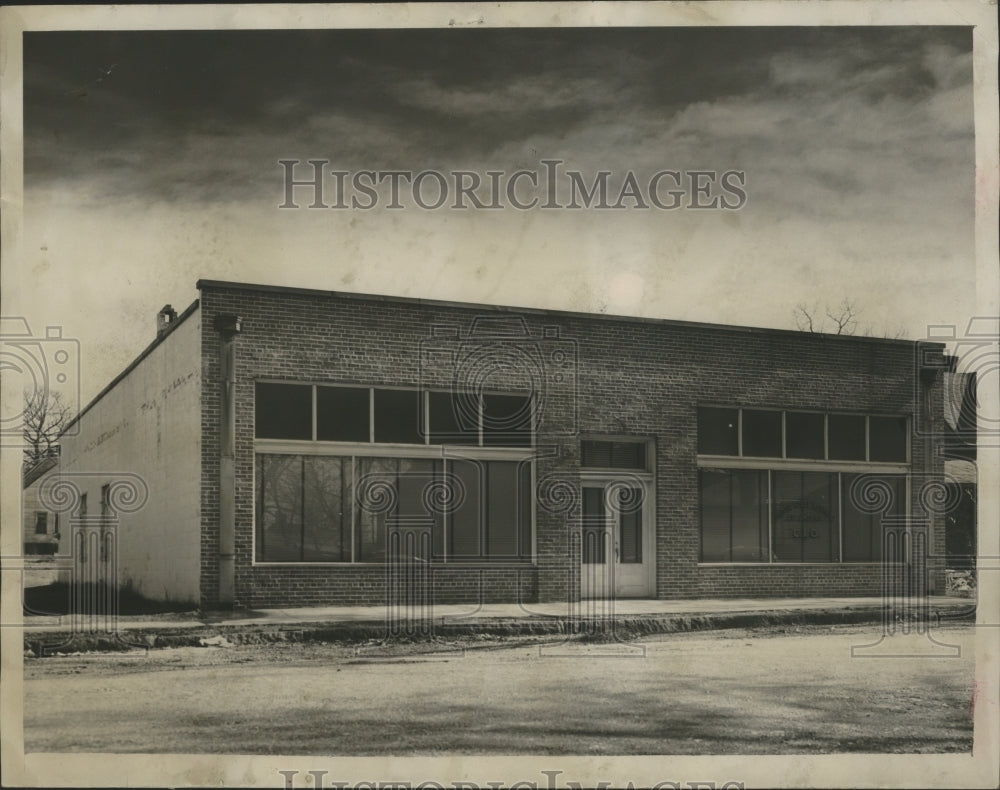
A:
196,278,928,348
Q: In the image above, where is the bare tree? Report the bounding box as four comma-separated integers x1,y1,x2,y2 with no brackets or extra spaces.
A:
825,298,860,335
793,298,905,339
794,298,859,335
793,301,819,333
22,388,74,467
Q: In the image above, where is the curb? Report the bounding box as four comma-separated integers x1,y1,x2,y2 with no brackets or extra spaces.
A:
22,603,977,656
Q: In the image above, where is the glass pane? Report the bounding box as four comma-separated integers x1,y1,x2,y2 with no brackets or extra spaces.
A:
842,473,906,561
842,473,874,562
869,416,908,462
581,440,646,469
581,440,611,467
395,458,434,518
828,414,866,461
256,454,304,562
316,386,369,442
742,410,782,458
785,412,825,459
356,456,396,562
373,389,423,445
302,456,349,561
582,487,607,564
390,458,436,562
449,459,482,558
772,471,836,562
699,469,731,562
771,471,801,562
731,469,768,561
255,383,312,440
486,461,520,556
618,488,643,564
427,390,479,444
519,462,532,559
482,393,532,446
697,408,739,455
432,460,446,559
611,442,646,469
800,472,837,562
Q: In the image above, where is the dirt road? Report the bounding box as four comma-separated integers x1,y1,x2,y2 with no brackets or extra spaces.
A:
23,624,975,754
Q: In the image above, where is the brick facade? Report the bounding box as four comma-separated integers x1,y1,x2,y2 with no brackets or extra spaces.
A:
197,281,945,610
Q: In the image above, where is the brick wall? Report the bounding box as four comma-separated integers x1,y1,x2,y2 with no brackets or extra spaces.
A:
198,282,943,609
694,564,885,598
245,564,537,608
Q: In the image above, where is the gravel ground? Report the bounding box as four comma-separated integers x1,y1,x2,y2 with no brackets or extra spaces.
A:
23,623,975,754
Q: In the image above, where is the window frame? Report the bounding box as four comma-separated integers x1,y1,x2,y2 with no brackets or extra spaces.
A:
827,412,869,462
255,380,534,449
696,405,911,465
252,426,536,567
253,380,537,565
739,409,783,459
867,414,911,464
579,435,653,472
697,462,911,565
255,381,314,441
698,467,770,563
697,404,911,565
315,384,371,443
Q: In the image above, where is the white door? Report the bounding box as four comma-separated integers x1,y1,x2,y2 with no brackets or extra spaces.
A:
581,480,653,599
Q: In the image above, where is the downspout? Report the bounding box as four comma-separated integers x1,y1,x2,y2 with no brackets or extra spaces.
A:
918,345,949,595
215,313,242,607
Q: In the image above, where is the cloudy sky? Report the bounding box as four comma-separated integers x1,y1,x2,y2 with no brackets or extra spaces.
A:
19,25,974,404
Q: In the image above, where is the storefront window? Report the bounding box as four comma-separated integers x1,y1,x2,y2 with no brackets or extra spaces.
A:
255,453,531,563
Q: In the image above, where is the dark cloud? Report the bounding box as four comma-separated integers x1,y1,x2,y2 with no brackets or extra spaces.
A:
24,26,972,205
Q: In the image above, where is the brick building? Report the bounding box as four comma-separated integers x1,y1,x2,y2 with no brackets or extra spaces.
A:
51,279,949,610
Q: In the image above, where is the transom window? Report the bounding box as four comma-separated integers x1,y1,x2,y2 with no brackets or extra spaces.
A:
696,407,908,463
580,439,648,470
255,382,533,447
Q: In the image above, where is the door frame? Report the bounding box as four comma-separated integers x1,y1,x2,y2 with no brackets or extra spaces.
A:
579,471,656,598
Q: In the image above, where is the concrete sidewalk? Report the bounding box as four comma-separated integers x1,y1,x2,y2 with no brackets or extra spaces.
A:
211,595,974,626
21,595,976,642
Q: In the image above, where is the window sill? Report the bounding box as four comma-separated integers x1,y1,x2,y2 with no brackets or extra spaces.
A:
697,455,910,473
